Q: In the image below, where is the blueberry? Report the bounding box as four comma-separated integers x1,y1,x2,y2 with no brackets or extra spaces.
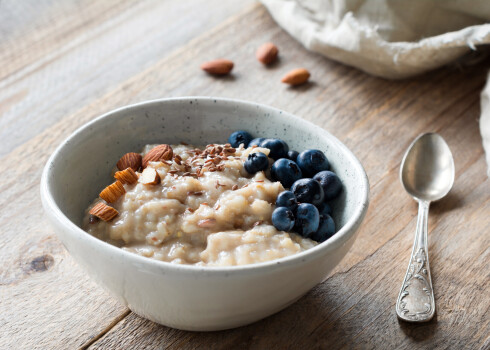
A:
228,130,252,148
287,150,299,162
310,214,336,243
290,178,324,206
294,203,320,237
272,207,295,232
276,191,298,209
244,152,269,174
271,158,302,188
316,202,332,216
260,139,289,160
313,171,342,200
296,149,330,177
248,137,265,147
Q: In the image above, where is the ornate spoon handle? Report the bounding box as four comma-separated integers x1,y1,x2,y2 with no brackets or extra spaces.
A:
396,200,435,322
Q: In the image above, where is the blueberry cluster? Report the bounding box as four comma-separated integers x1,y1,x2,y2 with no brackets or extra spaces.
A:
228,131,343,243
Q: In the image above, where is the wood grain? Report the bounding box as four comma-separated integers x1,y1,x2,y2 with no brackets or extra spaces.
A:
0,1,255,349
1,1,489,349
0,0,256,156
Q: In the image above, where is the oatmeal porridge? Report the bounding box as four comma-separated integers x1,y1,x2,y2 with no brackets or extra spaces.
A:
84,143,317,266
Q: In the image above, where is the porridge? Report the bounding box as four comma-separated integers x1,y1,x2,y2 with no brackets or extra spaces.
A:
84,143,316,266
84,131,343,266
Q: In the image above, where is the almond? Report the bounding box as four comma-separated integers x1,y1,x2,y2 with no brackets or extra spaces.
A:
117,152,142,171
114,167,138,184
139,167,161,185
198,218,217,228
142,144,173,168
89,202,119,221
256,42,278,65
281,68,310,86
99,181,126,203
200,59,234,75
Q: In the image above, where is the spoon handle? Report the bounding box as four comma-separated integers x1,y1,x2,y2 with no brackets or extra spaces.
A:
396,200,435,322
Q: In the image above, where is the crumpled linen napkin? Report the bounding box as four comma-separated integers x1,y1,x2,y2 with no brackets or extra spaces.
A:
481,77,490,175
261,0,490,174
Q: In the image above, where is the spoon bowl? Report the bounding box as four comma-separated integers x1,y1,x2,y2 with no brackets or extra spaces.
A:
400,133,455,202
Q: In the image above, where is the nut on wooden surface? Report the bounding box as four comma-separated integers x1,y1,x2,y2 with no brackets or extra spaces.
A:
256,42,278,65
201,59,234,75
281,68,310,86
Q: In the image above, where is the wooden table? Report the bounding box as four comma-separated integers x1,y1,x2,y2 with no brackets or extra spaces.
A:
2,1,489,349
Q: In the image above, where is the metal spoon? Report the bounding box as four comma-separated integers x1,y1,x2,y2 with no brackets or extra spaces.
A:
396,133,455,322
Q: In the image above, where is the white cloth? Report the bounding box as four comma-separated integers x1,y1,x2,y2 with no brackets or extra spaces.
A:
262,0,490,174
481,75,490,176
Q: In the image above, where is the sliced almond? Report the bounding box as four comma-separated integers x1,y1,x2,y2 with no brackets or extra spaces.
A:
281,68,310,86
114,167,138,184
139,167,161,185
89,202,119,222
117,152,142,171
256,42,278,65
142,144,173,168
99,181,126,203
200,59,234,75
198,218,217,228
173,154,182,165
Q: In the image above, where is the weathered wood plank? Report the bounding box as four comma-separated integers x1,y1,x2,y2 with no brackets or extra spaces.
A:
0,0,256,156
0,1,256,349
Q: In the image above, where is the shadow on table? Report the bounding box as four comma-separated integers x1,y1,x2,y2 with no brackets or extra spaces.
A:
430,191,464,215
397,313,439,342
151,285,359,349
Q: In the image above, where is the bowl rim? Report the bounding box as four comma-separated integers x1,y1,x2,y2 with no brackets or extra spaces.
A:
40,96,370,275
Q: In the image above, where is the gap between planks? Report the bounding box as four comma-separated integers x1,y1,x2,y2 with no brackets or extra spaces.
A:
80,309,131,350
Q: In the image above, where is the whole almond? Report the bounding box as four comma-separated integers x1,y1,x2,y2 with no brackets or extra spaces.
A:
256,43,278,65
99,181,126,203
142,144,173,168
117,152,142,171
139,167,161,185
200,59,234,75
114,167,138,184
89,202,119,221
281,68,310,86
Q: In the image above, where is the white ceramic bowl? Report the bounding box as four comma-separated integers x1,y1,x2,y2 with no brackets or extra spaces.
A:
41,97,369,331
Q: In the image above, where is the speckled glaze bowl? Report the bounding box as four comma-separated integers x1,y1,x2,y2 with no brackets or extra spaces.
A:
40,97,369,331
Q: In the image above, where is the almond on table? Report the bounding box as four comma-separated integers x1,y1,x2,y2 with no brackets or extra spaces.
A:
99,181,126,203
89,202,119,222
281,68,311,86
200,59,234,75
256,42,279,65
114,167,138,184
